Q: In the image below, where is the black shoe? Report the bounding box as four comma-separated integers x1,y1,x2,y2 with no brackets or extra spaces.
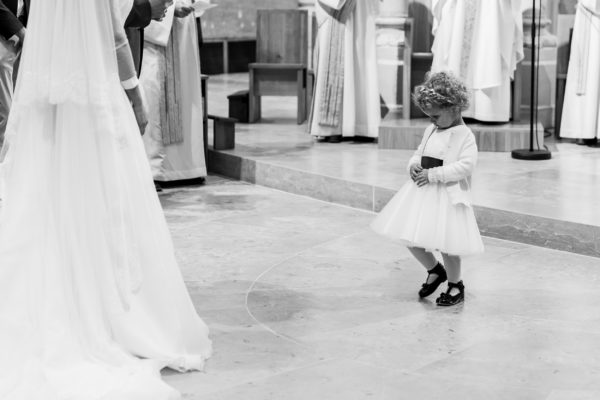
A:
418,262,447,298
328,135,342,143
576,138,599,146
154,181,163,192
436,281,465,306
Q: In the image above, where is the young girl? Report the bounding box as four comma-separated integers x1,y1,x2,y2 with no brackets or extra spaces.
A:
371,71,484,306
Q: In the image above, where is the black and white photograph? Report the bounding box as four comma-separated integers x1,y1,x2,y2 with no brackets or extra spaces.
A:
0,0,598,399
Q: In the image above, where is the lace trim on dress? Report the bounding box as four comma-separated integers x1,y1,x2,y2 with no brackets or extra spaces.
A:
16,71,121,106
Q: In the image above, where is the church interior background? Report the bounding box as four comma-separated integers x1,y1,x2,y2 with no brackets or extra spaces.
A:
154,0,600,398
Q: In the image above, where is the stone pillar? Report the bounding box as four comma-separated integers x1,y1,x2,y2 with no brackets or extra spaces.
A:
518,5,558,129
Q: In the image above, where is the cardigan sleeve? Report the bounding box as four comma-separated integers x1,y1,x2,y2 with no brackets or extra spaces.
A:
427,131,478,183
406,146,422,173
406,124,435,173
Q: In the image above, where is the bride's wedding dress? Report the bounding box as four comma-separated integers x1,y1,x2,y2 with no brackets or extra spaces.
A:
0,0,211,398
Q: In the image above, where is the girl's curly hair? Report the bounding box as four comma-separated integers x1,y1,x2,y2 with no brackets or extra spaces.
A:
412,71,470,111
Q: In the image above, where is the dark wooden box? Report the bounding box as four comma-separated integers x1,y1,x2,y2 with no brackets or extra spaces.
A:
227,90,250,123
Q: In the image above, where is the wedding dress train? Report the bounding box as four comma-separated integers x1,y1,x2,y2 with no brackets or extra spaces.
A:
0,0,211,398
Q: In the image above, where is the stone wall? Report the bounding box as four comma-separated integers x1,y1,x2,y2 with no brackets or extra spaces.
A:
201,0,298,40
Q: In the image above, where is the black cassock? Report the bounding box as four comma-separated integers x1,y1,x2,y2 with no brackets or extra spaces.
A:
0,0,27,40
125,0,152,76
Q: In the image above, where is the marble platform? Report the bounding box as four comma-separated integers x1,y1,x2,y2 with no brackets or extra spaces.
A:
161,177,600,400
205,73,600,258
379,113,546,152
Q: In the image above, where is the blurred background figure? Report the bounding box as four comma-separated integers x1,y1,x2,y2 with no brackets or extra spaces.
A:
559,0,600,146
125,0,174,75
140,0,207,190
430,0,524,122
309,0,381,142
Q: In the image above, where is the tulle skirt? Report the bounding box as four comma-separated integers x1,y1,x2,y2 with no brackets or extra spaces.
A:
0,84,211,399
371,180,484,256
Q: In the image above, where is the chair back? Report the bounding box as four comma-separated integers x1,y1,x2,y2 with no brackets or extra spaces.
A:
255,9,308,65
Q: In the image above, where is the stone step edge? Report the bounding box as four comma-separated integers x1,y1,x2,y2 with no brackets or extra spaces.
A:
208,149,600,259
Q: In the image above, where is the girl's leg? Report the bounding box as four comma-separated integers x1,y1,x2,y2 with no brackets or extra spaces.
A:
441,253,462,295
408,246,439,284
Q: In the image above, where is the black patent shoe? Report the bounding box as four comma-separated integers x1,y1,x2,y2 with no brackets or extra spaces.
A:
436,281,465,306
418,262,447,298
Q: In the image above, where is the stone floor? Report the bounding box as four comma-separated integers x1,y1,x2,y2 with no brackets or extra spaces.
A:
161,176,600,400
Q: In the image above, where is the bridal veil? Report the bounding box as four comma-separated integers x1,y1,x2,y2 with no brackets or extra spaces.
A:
0,0,211,398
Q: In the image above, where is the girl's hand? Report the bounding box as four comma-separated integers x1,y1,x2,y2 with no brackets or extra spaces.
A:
414,170,430,187
409,163,423,181
125,86,148,135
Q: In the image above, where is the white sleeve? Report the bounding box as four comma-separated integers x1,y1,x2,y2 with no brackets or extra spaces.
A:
406,125,435,172
111,0,138,87
427,133,478,184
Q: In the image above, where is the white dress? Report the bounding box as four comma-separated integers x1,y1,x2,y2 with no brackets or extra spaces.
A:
141,3,207,181
0,0,211,398
559,0,600,139
309,0,381,138
431,0,524,122
371,126,484,256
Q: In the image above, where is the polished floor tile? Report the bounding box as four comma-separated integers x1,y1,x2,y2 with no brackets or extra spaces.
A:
159,177,600,399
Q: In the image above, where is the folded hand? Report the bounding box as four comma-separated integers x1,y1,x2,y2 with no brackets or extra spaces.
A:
174,4,194,18
414,170,430,187
150,0,173,21
409,163,422,181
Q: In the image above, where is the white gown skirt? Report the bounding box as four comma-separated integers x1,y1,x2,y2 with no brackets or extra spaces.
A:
0,82,211,398
372,180,484,255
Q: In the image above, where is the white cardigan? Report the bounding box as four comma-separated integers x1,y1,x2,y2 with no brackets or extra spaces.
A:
407,124,478,207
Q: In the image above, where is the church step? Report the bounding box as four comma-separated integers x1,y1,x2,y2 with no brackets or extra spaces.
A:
379,117,547,152
207,148,600,259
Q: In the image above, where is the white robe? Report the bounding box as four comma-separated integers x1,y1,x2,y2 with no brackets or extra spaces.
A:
309,0,381,138
141,4,207,181
431,0,524,122
560,0,600,139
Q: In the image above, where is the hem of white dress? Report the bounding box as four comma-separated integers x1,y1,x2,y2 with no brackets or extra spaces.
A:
153,167,207,182
559,129,598,139
163,350,212,372
310,131,379,138
370,225,485,256
378,235,485,256
309,124,379,138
